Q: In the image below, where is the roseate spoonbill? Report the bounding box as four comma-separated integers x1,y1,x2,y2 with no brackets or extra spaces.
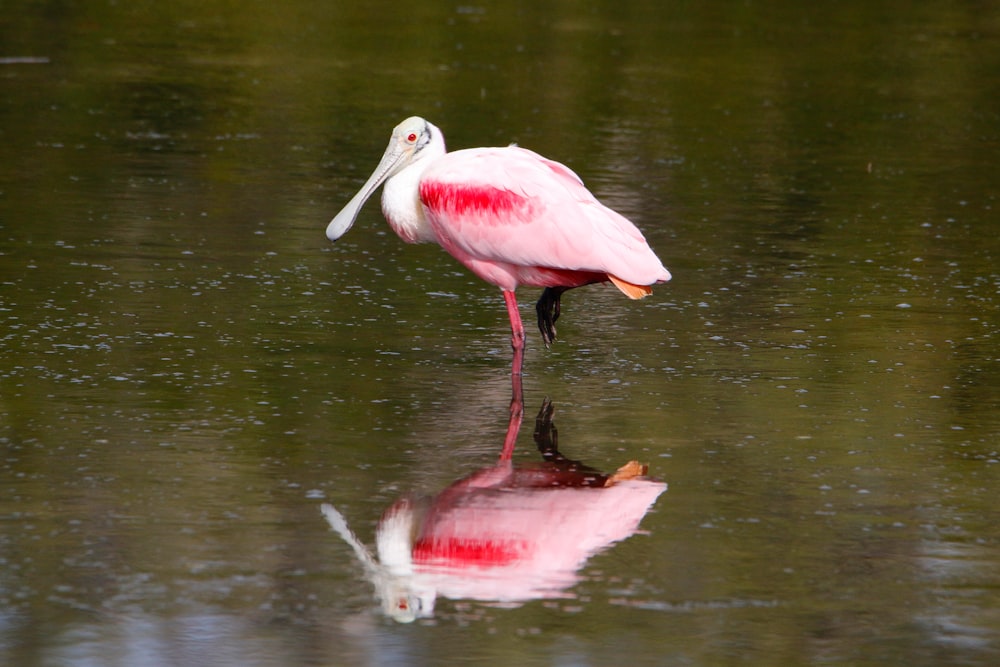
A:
326,116,671,376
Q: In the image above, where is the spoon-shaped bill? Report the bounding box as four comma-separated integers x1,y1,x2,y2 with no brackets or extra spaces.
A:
326,140,408,241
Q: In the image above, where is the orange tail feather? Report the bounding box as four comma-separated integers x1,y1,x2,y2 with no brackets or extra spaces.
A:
609,275,653,300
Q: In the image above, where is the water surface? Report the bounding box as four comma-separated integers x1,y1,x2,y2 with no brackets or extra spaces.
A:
1,1,998,665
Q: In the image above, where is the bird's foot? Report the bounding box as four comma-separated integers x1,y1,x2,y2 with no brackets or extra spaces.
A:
535,287,564,348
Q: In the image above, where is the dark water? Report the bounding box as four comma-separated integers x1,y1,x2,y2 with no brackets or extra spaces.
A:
2,1,998,665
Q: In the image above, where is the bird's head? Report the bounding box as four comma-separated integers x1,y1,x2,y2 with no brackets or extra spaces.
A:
325,116,443,242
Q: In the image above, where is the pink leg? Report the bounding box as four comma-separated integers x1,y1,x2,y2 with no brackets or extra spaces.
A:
499,290,525,461
503,290,526,377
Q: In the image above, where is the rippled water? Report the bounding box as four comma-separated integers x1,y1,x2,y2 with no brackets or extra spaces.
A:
2,1,998,665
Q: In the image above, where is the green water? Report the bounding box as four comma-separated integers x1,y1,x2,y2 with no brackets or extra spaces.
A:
2,1,998,665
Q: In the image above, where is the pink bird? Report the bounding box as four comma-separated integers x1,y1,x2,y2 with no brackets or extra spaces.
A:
326,117,671,376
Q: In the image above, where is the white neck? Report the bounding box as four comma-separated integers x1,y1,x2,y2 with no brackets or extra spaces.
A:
380,124,447,244
381,160,436,244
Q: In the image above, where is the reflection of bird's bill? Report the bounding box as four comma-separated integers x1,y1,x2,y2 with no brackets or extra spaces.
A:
320,503,432,623
320,504,380,575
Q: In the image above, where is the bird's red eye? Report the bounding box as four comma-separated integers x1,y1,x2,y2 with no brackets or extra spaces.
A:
407,132,418,143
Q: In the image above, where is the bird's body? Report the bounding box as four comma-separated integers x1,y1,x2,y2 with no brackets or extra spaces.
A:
326,117,671,376
414,147,669,295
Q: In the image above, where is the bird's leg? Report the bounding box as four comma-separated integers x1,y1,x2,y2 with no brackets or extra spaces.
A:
500,290,526,461
499,363,524,462
535,287,566,348
503,290,526,377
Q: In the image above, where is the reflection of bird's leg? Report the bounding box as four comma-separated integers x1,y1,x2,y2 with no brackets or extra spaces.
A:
533,397,558,458
535,287,567,347
499,349,525,462
532,399,607,485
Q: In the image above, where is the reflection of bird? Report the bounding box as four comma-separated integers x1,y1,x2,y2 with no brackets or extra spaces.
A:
320,399,667,622
326,117,672,376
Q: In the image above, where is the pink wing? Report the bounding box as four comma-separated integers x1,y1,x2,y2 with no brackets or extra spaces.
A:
418,147,670,292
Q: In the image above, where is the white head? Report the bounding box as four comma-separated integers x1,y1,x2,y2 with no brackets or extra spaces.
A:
326,116,444,242
320,502,436,623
